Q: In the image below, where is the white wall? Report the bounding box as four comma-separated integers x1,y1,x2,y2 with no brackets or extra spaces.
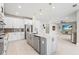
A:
24,19,32,25
66,12,76,21
60,12,76,22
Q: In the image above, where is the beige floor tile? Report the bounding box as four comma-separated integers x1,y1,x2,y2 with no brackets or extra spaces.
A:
56,39,79,55
7,40,39,55
7,38,79,55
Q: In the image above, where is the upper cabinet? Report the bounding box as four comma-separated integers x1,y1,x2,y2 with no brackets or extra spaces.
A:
0,3,4,21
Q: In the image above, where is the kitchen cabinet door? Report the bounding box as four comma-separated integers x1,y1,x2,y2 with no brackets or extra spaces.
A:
33,36,39,53
40,37,47,55
30,34,34,47
0,39,4,54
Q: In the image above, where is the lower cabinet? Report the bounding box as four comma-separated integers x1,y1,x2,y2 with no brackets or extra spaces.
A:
29,34,34,47
39,37,47,55
26,33,47,55
33,36,40,53
0,38,4,55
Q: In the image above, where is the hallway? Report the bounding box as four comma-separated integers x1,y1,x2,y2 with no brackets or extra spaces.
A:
7,40,38,55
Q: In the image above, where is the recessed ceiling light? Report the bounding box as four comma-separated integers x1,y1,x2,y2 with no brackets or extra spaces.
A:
18,5,22,8
52,6,55,9
33,16,35,18
40,13,43,15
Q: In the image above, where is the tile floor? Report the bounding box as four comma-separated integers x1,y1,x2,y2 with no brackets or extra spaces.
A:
6,38,79,55
56,39,79,55
7,40,39,55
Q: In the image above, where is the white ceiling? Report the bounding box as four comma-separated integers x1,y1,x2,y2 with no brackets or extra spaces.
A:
4,3,79,20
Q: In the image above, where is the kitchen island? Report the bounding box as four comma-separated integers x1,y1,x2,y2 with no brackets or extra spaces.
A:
26,32,57,55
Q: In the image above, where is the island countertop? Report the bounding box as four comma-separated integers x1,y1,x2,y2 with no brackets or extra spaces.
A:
33,33,50,39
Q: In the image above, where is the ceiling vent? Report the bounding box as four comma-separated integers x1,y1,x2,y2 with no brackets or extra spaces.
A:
72,4,77,7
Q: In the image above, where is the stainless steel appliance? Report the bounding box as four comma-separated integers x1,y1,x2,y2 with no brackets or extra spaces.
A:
24,24,33,39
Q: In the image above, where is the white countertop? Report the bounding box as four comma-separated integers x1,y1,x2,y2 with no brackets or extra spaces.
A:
34,33,50,38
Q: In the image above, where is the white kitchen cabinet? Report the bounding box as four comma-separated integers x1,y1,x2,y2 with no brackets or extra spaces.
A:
7,32,24,42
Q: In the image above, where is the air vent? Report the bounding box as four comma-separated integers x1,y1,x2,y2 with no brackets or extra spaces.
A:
73,4,77,7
